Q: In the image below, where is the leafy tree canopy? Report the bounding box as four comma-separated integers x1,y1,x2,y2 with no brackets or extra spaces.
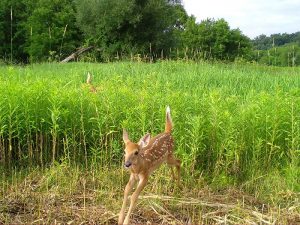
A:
181,17,252,60
25,0,81,62
0,0,299,65
252,32,300,50
75,0,187,58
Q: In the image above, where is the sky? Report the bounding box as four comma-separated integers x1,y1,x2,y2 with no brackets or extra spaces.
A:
182,0,300,39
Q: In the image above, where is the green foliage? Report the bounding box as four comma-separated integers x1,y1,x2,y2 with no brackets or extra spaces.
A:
181,17,252,61
0,0,33,62
75,0,187,59
1,0,299,65
24,0,82,62
255,43,300,66
0,62,299,194
252,32,300,66
0,0,82,63
253,32,300,50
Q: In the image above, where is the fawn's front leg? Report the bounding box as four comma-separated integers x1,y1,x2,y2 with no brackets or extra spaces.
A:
123,174,148,225
118,174,136,225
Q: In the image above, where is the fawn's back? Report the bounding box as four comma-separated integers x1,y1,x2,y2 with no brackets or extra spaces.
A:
138,132,174,173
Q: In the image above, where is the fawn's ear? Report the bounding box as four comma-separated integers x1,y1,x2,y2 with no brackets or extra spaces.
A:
123,129,130,144
138,133,151,148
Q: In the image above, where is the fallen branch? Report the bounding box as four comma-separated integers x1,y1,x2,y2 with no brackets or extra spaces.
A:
60,46,95,63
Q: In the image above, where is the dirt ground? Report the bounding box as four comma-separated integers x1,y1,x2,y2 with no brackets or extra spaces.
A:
1,177,299,225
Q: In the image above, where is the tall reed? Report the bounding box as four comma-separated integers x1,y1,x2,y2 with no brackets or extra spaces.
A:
0,62,299,194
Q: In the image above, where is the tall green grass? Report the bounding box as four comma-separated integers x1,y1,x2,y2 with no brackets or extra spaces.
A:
0,61,299,197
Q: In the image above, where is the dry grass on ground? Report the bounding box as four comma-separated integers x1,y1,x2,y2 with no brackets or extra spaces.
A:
1,167,299,225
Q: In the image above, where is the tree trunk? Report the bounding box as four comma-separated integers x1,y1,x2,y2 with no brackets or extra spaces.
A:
60,46,95,63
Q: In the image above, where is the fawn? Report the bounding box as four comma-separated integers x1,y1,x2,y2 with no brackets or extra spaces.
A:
86,72,97,93
118,106,181,225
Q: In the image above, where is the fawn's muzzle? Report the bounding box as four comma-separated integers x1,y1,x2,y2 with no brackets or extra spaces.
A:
124,161,132,168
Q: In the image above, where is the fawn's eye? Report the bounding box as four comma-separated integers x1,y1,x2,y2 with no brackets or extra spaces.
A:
134,151,138,155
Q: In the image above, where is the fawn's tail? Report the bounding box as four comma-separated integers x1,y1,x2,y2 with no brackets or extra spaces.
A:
86,72,92,84
165,106,173,133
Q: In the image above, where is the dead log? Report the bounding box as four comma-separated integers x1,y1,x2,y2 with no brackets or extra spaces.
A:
60,46,95,63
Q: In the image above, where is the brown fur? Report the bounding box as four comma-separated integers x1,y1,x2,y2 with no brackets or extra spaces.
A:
118,106,180,225
86,72,97,93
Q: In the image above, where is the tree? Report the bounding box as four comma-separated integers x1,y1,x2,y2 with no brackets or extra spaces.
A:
0,0,82,63
0,0,34,62
75,0,187,59
256,43,300,66
181,17,252,61
227,28,253,60
253,32,300,50
24,0,82,62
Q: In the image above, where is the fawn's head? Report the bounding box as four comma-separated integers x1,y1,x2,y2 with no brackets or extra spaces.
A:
122,129,150,168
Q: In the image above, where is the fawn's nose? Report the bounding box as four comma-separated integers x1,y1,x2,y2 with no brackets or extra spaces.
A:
124,161,132,168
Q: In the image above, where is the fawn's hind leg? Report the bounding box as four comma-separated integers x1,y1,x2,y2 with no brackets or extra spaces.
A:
167,155,181,184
